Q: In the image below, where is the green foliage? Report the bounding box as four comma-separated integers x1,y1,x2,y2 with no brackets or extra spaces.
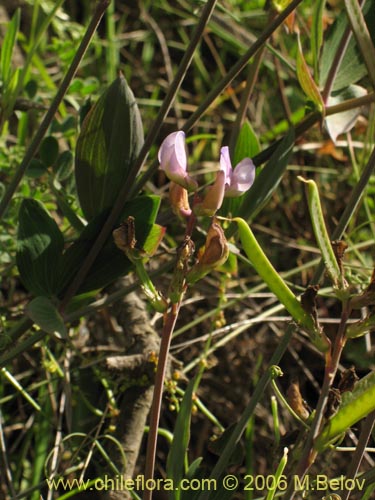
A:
26,296,67,339
59,195,161,295
238,128,295,220
16,198,64,297
75,73,144,220
0,8,20,85
320,0,375,91
1,1,375,498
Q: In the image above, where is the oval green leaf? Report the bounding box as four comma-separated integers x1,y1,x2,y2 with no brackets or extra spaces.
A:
26,296,67,339
17,199,64,297
75,73,144,220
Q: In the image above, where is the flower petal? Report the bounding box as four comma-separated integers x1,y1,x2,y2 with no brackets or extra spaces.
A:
225,158,255,197
158,131,197,190
219,146,233,183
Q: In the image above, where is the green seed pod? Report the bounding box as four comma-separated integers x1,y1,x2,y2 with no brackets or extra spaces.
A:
75,73,144,220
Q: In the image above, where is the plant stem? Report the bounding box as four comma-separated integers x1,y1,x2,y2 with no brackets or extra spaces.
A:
0,0,110,219
143,302,181,500
284,301,351,499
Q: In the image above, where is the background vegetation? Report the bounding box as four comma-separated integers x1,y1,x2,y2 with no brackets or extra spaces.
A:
0,0,374,499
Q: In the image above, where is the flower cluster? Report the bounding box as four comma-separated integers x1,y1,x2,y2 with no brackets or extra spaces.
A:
158,131,255,217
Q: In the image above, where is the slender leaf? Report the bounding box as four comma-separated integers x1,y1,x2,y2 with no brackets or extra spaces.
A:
237,128,295,221
0,8,20,85
167,373,203,500
296,33,324,112
344,0,375,88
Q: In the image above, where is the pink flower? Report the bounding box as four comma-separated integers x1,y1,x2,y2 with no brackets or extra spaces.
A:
158,131,197,191
220,146,255,197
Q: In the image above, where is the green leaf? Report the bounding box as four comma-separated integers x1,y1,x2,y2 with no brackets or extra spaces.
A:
315,371,375,451
167,373,202,500
320,0,375,91
346,314,375,339
58,195,160,295
344,0,375,89
75,73,144,220
40,136,59,166
0,8,20,85
296,33,324,113
17,199,64,297
238,128,295,221
26,297,67,339
233,120,260,165
26,159,48,179
142,224,166,256
325,85,367,143
54,150,74,181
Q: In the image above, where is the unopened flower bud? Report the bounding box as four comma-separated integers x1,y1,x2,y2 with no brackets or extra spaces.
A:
193,170,226,216
169,182,192,218
186,221,229,284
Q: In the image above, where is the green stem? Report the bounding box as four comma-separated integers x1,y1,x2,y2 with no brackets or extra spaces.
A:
265,447,288,500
